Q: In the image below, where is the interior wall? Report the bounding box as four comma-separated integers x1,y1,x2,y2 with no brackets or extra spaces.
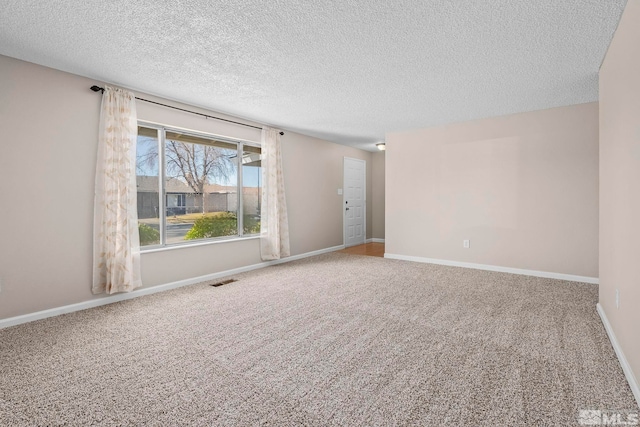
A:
371,151,386,239
282,134,373,255
385,102,599,278
599,0,640,396
0,54,374,320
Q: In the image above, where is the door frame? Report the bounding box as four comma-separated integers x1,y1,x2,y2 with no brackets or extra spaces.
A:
343,157,367,247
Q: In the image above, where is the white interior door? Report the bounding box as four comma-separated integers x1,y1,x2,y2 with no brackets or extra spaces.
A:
344,157,366,247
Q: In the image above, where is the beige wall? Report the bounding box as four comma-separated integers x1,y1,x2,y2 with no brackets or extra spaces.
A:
0,55,376,319
282,133,373,255
599,0,640,395
386,102,599,277
0,55,100,319
371,151,385,239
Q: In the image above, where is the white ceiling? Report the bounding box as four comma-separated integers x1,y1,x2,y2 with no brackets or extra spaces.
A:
0,1,626,151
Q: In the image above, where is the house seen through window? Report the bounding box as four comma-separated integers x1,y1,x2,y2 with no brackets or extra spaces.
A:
136,124,262,247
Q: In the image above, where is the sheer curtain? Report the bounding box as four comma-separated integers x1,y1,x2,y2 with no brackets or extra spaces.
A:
260,127,290,260
92,86,142,294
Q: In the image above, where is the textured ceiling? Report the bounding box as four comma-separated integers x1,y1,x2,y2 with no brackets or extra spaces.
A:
0,0,626,151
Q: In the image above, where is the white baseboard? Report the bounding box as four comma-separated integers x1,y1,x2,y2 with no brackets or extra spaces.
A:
597,303,640,408
383,253,599,284
371,238,385,243
0,244,345,330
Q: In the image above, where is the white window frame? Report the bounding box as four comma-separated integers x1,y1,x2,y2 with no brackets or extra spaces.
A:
137,121,262,251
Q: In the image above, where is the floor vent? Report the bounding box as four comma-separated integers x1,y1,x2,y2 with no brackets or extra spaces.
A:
210,279,237,287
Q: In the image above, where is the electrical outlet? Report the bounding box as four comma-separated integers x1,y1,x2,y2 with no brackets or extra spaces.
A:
463,240,470,249
616,289,620,309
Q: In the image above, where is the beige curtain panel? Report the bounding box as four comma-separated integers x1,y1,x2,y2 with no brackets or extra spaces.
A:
92,86,142,294
260,127,290,260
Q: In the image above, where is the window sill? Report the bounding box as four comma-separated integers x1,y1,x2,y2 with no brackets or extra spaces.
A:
140,234,260,254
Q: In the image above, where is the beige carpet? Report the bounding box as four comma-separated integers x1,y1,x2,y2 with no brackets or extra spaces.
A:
0,253,636,426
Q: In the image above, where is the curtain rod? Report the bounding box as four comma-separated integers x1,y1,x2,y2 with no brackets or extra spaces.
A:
90,85,283,135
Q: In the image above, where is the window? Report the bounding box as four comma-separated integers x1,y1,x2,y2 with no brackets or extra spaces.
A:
136,124,262,248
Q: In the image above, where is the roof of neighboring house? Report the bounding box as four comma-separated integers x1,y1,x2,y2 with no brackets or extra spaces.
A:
137,176,192,193
204,183,235,194
206,184,260,196
137,176,260,195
